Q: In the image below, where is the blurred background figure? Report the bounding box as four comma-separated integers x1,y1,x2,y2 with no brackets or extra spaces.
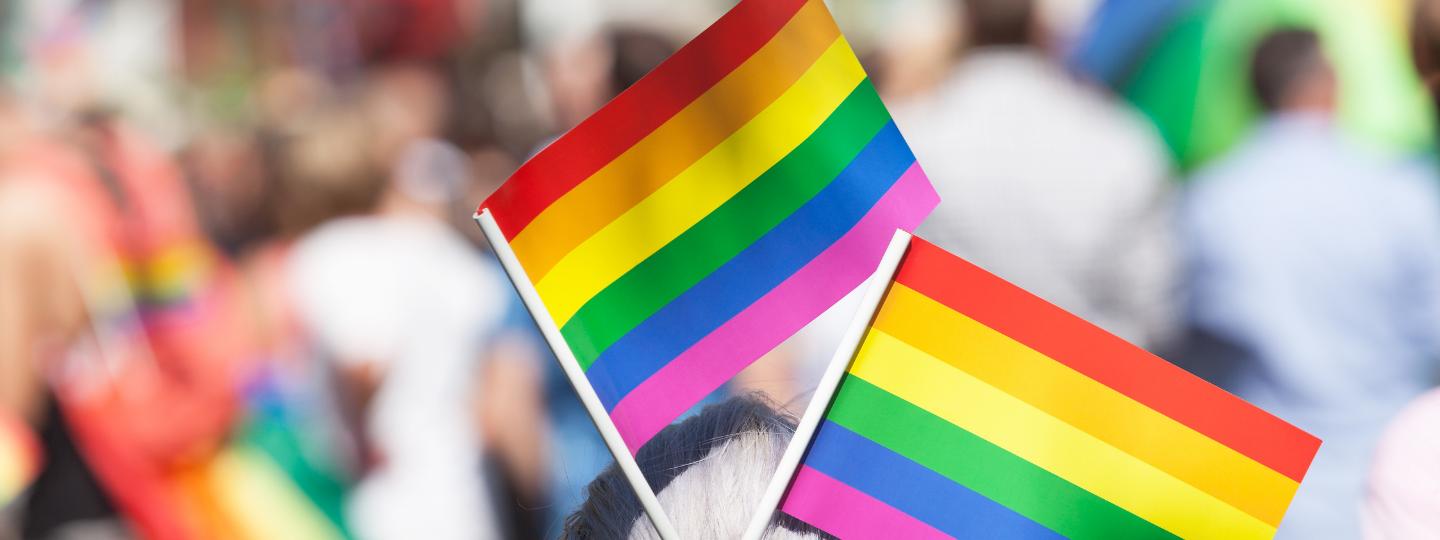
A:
869,0,963,108
1362,390,1440,539
282,64,541,540
1182,29,1440,540
1360,2,1440,537
0,87,275,540
899,0,1180,350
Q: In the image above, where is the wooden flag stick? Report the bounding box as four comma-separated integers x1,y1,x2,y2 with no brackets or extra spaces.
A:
740,229,913,540
475,209,681,540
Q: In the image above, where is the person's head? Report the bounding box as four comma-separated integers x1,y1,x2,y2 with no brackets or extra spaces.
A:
963,0,1036,48
563,394,837,540
274,103,385,236
1250,29,1337,114
363,63,452,165
379,137,471,220
545,35,616,131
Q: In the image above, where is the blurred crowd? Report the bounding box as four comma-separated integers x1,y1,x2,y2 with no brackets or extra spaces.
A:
2,0,1440,539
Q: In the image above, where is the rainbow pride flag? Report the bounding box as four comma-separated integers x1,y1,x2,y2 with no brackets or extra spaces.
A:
0,408,41,507
481,0,937,453
780,238,1321,540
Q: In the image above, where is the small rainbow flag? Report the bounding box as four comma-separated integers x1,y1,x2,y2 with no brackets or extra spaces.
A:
780,238,1321,540
0,408,41,507
481,0,937,453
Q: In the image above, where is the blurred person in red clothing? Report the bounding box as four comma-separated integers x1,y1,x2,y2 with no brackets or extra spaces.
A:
0,100,262,540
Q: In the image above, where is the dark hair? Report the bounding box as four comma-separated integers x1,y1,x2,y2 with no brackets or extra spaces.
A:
1250,29,1325,111
1412,0,1440,108
562,393,838,540
964,0,1034,48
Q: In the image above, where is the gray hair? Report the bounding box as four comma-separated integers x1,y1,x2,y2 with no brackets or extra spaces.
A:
562,394,838,540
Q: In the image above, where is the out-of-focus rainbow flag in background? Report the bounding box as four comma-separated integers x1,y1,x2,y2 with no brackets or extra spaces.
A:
1069,0,1432,170
780,238,1322,540
481,0,938,454
0,408,41,508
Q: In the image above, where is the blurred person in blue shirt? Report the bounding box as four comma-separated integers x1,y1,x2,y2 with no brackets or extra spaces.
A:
1181,29,1440,540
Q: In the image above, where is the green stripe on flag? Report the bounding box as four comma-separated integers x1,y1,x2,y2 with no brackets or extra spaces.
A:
829,374,1182,540
562,79,893,369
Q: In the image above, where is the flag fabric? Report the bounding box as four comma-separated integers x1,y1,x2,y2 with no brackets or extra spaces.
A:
480,0,937,453
780,238,1321,540
0,407,41,507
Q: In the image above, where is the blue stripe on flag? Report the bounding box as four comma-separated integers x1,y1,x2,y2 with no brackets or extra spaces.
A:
803,420,1066,540
585,122,915,411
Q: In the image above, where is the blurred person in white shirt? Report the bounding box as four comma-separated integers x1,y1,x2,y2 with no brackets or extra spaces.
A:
896,0,1178,350
290,137,510,540
285,66,536,540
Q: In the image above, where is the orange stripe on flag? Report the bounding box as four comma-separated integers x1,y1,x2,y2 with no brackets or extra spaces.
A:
892,238,1321,482
508,0,842,282
874,283,1299,527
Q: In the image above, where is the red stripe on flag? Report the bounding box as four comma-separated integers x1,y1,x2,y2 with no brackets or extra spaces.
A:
480,0,811,239
894,238,1321,483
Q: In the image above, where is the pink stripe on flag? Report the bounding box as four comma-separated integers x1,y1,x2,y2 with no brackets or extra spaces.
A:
781,466,955,540
609,163,937,453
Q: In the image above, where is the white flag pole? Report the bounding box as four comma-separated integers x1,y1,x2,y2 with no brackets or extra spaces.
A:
475,209,681,540
740,229,913,540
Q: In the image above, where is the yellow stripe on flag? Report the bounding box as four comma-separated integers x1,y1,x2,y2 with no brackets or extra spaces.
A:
873,284,1298,527
509,0,843,282
536,37,867,326
850,330,1278,540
